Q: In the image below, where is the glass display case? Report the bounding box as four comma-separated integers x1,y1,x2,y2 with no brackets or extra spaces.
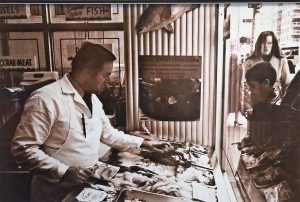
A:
221,3,300,201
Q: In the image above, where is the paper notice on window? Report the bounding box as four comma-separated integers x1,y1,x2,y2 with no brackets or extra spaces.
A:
76,188,107,202
139,55,201,79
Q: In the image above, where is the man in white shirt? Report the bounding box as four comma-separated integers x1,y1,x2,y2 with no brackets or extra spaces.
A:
11,42,170,202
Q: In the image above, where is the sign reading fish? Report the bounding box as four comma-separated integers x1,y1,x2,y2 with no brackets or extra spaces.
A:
64,5,111,21
136,4,198,34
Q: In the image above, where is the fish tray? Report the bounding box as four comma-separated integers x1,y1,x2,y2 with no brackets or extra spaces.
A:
115,188,192,202
249,163,283,188
241,157,273,170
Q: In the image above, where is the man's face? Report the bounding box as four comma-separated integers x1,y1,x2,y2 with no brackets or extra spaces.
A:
260,35,273,56
86,62,113,93
247,80,270,105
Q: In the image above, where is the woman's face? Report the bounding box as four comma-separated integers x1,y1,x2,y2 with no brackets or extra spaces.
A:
260,35,273,55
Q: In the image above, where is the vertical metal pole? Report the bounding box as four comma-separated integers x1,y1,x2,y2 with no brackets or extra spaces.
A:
216,4,225,168
0,23,13,87
123,5,134,131
251,8,256,51
42,5,53,71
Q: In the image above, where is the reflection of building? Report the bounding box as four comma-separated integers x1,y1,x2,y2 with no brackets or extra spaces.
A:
255,3,300,46
278,3,300,45
255,4,278,43
277,3,300,72
254,3,300,73
226,3,253,58
226,3,300,71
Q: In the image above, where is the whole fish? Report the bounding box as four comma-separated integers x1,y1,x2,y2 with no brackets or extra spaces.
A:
136,4,198,34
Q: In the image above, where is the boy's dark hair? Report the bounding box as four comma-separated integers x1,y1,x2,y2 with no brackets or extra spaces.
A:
71,42,116,73
245,61,277,86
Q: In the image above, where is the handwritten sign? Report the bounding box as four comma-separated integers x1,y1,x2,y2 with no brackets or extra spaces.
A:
0,5,28,19
0,56,37,71
76,188,107,202
139,56,201,79
65,5,111,21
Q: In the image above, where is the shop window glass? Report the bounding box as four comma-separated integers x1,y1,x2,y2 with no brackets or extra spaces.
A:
8,32,46,70
0,32,45,88
222,3,300,201
30,5,42,16
52,31,124,78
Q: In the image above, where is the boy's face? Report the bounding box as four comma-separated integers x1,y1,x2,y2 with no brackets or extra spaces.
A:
247,79,271,105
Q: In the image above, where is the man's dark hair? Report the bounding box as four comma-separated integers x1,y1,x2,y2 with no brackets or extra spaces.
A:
246,61,277,86
71,42,116,73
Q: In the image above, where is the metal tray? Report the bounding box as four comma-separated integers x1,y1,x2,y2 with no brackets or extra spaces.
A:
240,154,273,170
115,188,192,202
249,163,282,188
242,160,271,170
241,146,283,170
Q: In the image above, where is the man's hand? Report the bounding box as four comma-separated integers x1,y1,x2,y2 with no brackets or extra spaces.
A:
141,140,175,154
60,166,92,185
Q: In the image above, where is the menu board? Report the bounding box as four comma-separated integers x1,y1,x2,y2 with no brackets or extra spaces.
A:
139,55,201,79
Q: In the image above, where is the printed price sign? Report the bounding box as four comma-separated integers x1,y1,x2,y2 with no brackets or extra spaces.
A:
0,56,37,71
139,55,201,79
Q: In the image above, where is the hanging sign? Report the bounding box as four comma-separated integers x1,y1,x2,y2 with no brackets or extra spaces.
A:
0,5,28,19
0,56,37,71
139,55,201,79
64,5,111,21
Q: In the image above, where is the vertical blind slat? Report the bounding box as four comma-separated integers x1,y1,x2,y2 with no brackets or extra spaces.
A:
132,5,139,130
209,5,216,146
124,4,217,146
124,6,134,131
203,4,211,146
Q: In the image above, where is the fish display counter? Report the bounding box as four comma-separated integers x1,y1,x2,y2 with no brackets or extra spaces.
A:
63,140,229,202
233,134,298,202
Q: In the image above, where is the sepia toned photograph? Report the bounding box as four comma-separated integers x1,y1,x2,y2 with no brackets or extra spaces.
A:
0,2,299,202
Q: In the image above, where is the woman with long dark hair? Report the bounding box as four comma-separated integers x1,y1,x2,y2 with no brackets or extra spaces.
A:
241,31,291,114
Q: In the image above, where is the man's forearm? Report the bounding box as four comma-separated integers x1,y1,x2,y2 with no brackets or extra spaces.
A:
11,142,69,183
